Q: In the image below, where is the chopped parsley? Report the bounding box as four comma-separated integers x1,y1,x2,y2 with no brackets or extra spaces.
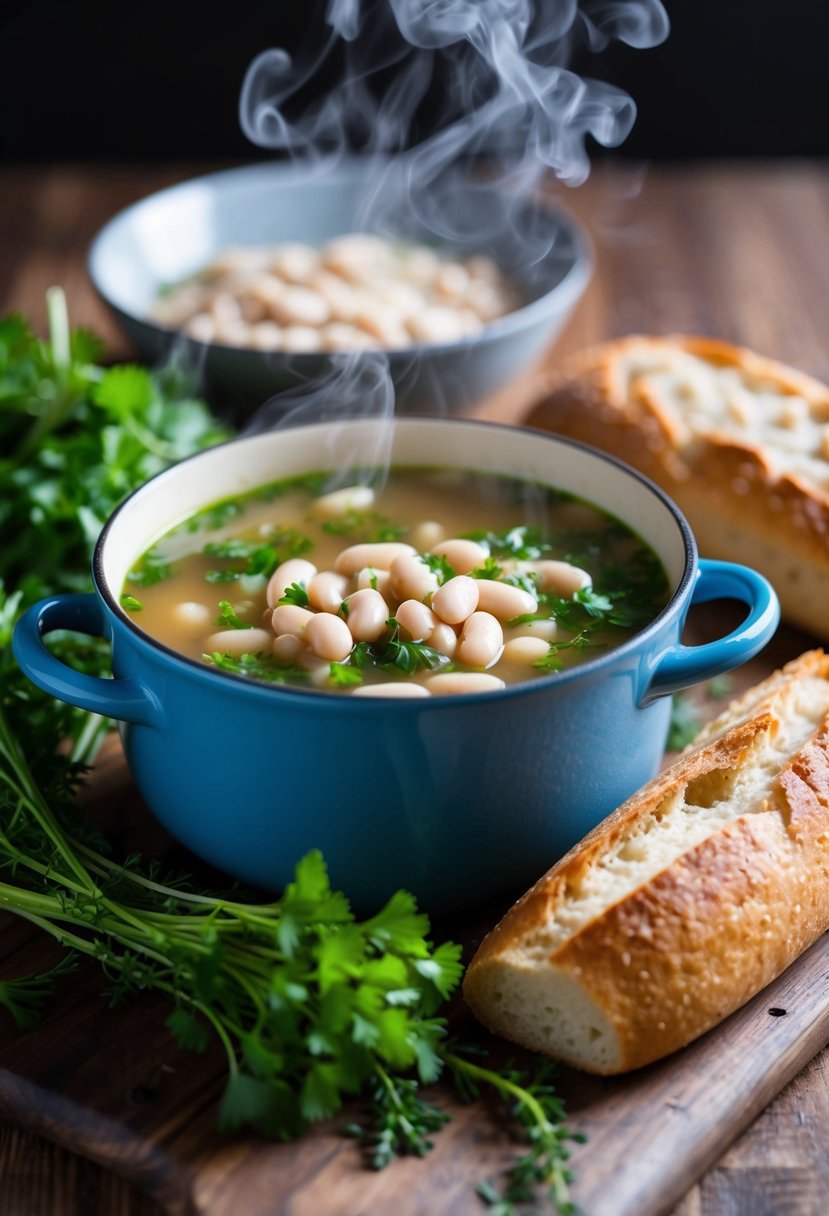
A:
126,549,172,587
202,529,313,584
214,601,253,630
278,582,310,608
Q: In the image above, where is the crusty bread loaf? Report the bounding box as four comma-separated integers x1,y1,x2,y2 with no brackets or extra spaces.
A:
463,650,829,1074
527,336,829,639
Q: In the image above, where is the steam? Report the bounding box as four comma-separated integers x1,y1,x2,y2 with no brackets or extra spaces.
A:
243,353,396,485
236,0,668,427
241,1,669,191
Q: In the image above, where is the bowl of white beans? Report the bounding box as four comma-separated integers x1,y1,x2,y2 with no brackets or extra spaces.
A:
88,159,591,416
14,418,779,911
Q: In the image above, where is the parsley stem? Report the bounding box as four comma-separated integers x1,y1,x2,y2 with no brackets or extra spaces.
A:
46,286,71,374
441,1051,551,1132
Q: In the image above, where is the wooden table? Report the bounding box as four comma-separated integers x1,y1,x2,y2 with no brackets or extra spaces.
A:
2,161,828,1215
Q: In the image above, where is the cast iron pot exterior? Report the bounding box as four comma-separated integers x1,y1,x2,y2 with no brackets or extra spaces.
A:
13,420,779,912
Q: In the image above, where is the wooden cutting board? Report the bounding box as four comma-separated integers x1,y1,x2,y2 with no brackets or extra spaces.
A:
0,617,826,1216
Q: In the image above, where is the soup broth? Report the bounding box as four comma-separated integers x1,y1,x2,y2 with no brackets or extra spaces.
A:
122,468,669,696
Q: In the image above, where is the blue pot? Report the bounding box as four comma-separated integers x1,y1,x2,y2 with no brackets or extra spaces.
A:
13,419,779,912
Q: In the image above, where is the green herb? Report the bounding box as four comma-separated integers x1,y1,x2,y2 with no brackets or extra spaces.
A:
215,601,254,630
708,674,734,700
421,553,457,584
470,555,504,581
204,652,308,684
328,663,363,687
322,511,406,543
451,1052,584,1215
465,526,548,561
503,571,538,597
119,594,143,613
278,582,310,609
374,620,448,675
533,629,595,673
202,530,312,584
0,956,78,1032
126,550,172,587
667,694,703,750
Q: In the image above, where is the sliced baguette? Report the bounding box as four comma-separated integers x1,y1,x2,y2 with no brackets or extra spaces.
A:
463,650,829,1074
526,335,829,639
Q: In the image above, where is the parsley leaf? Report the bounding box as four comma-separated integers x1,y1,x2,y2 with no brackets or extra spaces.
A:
214,601,253,630
279,582,310,608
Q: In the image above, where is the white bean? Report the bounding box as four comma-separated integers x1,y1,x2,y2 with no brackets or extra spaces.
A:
298,650,334,686
390,554,440,602
267,285,330,327
203,246,268,278
457,612,504,668
271,605,314,638
320,322,377,351
406,306,468,344
173,602,212,629
397,246,440,285
280,325,322,352
305,612,354,662
209,292,242,326
424,672,505,696
474,580,537,622
464,280,506,321
505,618,559,642
351,683,431,698
239,573,267,595
309,485,375,520
502,636,551,665
429,622,458,658
372,279,425,318
429,538,488,575
534,560,593,597
184,313,216,342
238,294,267,325
308,270,361,320
204,628,273,655
343,588,389,642
267,243,319,283
431,575,479,625
213,319,254,348
396,599,438,642
411,520,445,550
352,305,411,348
308,571,349,614
466,255,501,283
322,234,392,281
249,321,284,350
273,633,304,664
335,542,415,575
434,263,470,301
266,558,318,609
356,567,392,596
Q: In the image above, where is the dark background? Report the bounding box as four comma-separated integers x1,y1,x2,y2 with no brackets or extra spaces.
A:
2,0,827,162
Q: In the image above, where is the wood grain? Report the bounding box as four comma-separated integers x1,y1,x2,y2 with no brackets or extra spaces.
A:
2,161,829,1215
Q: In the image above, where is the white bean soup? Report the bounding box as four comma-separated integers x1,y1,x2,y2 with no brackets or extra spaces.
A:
121,468,669,697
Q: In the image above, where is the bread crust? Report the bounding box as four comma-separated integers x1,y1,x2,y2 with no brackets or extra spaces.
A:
527,335,829,639
463,651,829,1074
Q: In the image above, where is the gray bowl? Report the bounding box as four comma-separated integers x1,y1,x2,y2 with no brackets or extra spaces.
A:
88,160,591,417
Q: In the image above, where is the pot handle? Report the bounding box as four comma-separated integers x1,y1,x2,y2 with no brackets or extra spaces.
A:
12,594,163,727
639,560,780,706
